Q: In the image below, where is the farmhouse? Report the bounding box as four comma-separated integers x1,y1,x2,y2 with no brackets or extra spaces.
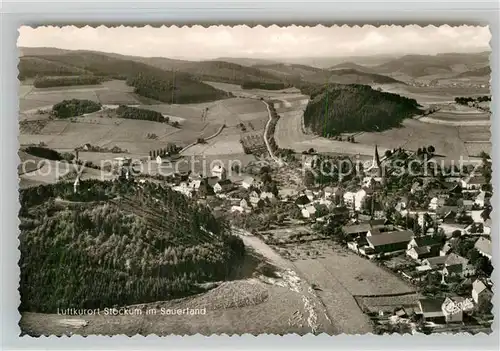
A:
249,196,265,209
472,278,492,305
365,230,414,253
474,237,492,260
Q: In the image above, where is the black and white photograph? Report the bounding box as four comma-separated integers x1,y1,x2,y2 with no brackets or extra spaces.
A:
16,24,493,336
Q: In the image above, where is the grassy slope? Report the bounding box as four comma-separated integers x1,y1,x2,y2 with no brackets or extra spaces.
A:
18,57,92,79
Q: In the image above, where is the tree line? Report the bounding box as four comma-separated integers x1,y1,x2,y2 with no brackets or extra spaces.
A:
33,76,103,88
455,96,491,105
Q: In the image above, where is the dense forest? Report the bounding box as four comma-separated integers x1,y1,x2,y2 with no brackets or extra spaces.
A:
241,81,288,90
52,99,102,118
126,73,230,104
33,75,103,88
116,105,167,123
19,180,245,313
303,84,421,136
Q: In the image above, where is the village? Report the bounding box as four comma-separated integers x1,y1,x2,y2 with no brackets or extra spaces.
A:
90,138,494,335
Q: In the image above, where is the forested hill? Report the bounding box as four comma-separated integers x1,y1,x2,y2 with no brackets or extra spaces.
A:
20,52,230,104
303,84,421,136
19,180,245,313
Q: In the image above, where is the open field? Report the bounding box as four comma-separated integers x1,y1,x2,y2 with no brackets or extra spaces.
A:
371,84,490,105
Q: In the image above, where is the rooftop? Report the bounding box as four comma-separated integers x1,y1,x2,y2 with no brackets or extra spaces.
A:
474,237,492,257
366,230,414,247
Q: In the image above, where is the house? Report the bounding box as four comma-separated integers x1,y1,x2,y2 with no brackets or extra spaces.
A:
441,253,475,281
156,154,170,165
483,219,492,235
439,222,467,237
82,142,92,151
353,188,370,211
324,186,343,203
240,198,249,209
249,197,265,209
343,191,356,209
421,255,448,270
295,194,311,207
474,237,492,260
301,205,317,219
461,175,486,190
442,296,474,323
365,230,414,253
439,238,459,256
303,154,319,169
305,189,315,202
211,165,227,180
213,179,233,193
242,177,254,189
472,279,493,305
428,196,446,211
457,199,474,211
474,191,491,208
406,236,441,260
418,298,445,323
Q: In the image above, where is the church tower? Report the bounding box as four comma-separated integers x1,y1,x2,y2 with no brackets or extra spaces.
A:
371,145,382,177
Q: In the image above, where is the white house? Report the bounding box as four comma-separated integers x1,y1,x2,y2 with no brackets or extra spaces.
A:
211,165,227,180
260,192,275,201
343,191,356,209
156,154,170,165
354,189,369,211
213,179,233,194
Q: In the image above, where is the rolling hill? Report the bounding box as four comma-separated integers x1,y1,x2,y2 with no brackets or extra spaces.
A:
372,52,490,78
328,62,374,73
453,66,491,78
303,84,421,136
18,56,92,79
19,51,230,104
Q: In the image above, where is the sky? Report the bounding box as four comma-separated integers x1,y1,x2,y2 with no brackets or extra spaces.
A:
18,25,491,60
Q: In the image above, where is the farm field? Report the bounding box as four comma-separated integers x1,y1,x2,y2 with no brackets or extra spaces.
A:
355,119,491,161
371,83,490,105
